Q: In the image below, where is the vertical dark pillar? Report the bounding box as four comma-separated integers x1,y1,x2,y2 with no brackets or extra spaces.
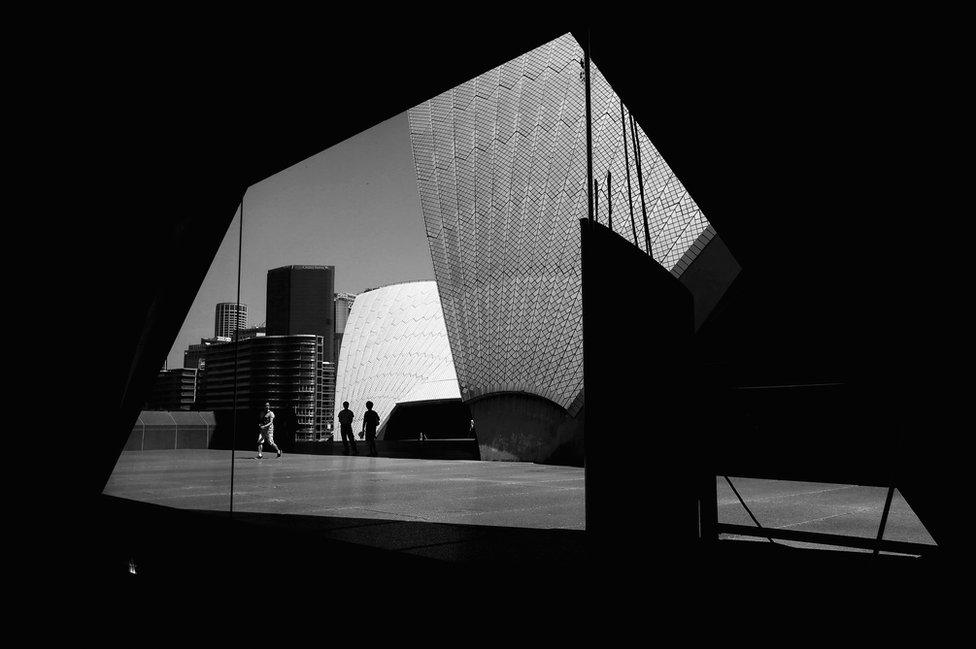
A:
698,472,719,545
582,219,697,571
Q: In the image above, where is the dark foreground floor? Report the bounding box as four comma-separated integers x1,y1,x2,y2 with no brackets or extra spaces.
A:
87,451,951,622
86,492,948,627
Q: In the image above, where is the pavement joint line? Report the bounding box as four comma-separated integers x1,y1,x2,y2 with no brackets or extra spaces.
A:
393,537,489,553
717,484,860,505
233,512,400,531
773,507,873,530
357,508,432,521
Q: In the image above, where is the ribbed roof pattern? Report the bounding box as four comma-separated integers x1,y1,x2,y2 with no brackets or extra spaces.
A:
334,281,459,429
408,32,712,409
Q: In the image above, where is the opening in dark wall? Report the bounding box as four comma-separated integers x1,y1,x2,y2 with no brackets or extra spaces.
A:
381,400,472,441
467,392,583,465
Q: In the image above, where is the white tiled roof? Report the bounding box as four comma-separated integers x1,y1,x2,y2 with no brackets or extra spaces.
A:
408,32,711,409
334,281,459,429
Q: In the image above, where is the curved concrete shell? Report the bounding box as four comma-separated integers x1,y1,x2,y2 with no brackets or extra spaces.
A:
409,32,712,411
334,281,460,432
408,32,719,461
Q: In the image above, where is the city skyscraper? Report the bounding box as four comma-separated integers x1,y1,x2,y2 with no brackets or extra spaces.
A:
214,302,247,338
266,265,335,362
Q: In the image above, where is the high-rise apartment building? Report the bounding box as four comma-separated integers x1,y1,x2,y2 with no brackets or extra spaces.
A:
195,334,328,444
318,361,336,441
214,302,247,339
146,368,198,410
235,325,266,341
183,336,230,370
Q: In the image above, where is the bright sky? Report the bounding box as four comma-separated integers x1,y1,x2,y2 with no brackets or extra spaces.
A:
165,112,434,369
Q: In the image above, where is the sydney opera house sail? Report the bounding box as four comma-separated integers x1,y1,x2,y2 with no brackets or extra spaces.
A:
407,33,721,461
333,281,459,433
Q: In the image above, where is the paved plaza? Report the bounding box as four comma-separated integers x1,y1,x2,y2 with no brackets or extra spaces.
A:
104,450,935,549
717,477,935,550
104,449,585,530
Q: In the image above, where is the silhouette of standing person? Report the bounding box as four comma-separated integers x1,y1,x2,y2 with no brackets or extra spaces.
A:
362,401,380,456
257,402,281,459
337,401,357,455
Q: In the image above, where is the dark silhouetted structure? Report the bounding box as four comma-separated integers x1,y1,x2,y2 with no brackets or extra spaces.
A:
145,368,198,411
94,18,955,613
266,265,335,362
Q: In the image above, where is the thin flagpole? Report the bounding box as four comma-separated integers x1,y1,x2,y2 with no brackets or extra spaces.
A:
594,179,599,222
621,101,638,246
631,113,651,255
585,29,593,223
230,197,243,514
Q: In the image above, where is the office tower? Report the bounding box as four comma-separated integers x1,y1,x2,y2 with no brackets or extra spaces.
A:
266,265,334,362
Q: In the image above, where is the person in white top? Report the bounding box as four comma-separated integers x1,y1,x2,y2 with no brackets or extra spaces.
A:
257,402,281,459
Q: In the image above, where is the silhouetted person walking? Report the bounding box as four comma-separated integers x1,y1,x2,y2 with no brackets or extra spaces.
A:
337,401,357,455
257,402,281,459
361,401,380,456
